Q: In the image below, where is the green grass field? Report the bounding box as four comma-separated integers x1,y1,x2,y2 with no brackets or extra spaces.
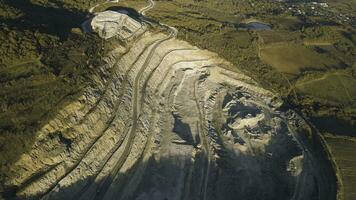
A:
295,72,356,104
259,45,342,74
257,30,301,45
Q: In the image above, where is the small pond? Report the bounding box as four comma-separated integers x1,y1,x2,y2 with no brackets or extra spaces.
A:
246,22,272,30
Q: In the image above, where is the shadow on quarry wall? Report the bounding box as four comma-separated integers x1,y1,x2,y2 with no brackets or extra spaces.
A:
2,126,337,200
297,125,338,200
5,153,209,200
172,113,195,145
216,128,305,200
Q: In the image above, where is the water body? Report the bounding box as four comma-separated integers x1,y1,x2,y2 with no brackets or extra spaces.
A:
246,22,272,30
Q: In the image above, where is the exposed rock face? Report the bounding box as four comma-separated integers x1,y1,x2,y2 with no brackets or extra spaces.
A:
90,11,144,39
2,12,336,200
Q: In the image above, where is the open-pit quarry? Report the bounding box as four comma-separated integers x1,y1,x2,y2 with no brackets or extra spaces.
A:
2,3,336,200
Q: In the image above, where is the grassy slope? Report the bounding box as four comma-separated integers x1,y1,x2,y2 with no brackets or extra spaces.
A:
260,45,342,74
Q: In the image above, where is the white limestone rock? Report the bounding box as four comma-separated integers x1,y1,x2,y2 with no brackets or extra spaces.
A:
91,11,143,40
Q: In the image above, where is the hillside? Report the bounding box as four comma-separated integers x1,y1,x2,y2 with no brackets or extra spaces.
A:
0,0,355,199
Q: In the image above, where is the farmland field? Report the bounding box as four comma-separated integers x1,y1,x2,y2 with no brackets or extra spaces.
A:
295,72,356,104
325,135,356,200
259,45,342,74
